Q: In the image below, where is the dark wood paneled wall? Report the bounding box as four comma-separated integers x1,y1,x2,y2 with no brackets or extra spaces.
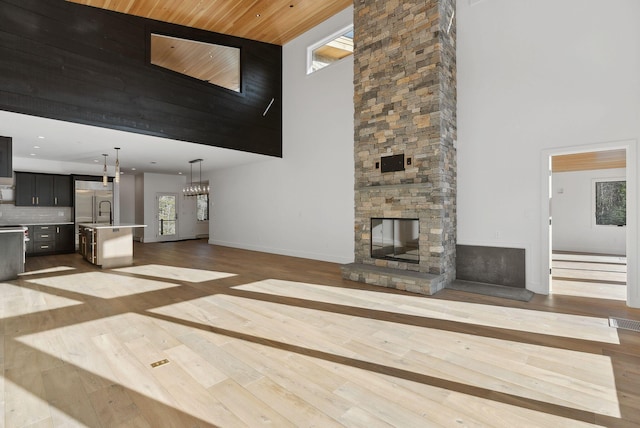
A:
0,0,282,157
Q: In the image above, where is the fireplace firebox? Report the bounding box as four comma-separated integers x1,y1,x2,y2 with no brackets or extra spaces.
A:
371,218,419,263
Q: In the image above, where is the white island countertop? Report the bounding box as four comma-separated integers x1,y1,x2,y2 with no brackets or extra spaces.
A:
78,223,147,229
0,226,27,234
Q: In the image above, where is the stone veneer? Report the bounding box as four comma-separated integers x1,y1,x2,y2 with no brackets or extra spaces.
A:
341,0,457,295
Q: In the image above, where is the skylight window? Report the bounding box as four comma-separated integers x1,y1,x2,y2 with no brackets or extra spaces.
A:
150,34,241,92
307,25,353,74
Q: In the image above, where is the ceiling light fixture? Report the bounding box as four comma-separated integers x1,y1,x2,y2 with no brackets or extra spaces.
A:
182,159,209,197
102,154,108,186
114,147,120,183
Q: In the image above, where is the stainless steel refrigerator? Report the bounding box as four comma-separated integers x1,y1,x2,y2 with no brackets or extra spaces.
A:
74,180,113,248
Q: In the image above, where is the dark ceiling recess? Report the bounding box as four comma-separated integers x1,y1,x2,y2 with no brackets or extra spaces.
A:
0,0,283,157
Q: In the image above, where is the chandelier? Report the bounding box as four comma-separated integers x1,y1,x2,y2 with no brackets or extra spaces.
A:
182,159,209,196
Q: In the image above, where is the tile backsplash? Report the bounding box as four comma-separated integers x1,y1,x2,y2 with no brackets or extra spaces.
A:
0,203,72,224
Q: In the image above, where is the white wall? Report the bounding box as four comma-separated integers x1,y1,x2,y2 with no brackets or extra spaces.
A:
118,174,136,224
552,168,626,255
457,0,640,302
134,174,144,241
209,6,355,264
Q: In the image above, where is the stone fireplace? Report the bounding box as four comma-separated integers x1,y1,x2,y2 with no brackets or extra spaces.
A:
341,0,457,295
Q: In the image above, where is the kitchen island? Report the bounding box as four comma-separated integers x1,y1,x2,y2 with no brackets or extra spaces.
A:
78,223,146,268
0,226,26,280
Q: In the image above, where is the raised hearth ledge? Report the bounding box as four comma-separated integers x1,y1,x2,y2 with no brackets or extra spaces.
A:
341,263,447,296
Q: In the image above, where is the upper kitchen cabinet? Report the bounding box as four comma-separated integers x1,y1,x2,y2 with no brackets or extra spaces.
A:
53,174,73,206
16,172,52,206
0,136,11,178
15,172,73,207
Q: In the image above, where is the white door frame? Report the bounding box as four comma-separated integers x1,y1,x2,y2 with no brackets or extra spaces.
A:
540,139,638,308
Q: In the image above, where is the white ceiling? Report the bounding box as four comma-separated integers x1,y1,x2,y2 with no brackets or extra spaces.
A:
0,110,272,177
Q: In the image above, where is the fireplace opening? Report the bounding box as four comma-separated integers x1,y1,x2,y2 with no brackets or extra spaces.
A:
371,218,419,263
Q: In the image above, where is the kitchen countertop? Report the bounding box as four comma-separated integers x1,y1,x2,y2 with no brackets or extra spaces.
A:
24,222,74,226
0,222,74,226
78,223,147,229
0,226,27,233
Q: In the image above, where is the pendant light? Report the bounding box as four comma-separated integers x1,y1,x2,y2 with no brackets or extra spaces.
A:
182,159,209,196
114,147,120,183
102,154,108,186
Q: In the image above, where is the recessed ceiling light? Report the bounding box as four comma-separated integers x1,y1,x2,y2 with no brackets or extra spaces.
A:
33,145,40,149
37,136,45,139
178,172,183,175
30,153,36,156
131,168,137,171
94,159,99,163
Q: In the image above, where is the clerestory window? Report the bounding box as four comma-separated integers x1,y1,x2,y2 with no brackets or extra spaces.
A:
307,25,353,74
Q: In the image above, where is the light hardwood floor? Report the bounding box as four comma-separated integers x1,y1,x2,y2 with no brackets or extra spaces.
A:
1,242,639,427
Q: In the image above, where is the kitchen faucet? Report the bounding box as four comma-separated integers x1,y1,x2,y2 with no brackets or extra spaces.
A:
98,200,113,224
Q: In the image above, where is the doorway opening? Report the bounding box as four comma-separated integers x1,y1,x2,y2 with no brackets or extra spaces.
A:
542,141,637,307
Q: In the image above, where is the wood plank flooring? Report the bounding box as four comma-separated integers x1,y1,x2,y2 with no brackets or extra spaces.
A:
552,252,628,301
1,241,639,427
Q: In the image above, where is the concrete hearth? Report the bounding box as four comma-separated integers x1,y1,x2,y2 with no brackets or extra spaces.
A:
342,0,457,295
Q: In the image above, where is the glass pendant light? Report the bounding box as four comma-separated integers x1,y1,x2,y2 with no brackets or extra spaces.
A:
102,154,108,186
114,147,120,183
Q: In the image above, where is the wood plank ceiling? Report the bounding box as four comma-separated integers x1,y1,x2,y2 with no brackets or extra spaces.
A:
66,0,353,45
552,149,626,173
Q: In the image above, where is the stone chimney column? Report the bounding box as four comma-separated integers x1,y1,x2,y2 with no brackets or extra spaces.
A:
342,0,457,295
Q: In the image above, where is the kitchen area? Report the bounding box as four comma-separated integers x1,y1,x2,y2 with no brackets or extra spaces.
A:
0,136,146,279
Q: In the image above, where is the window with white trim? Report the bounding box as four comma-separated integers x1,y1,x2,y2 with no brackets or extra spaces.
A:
307,25,353,74
594,178,626,226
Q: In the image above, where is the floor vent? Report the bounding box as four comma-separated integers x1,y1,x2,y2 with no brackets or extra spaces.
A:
609,317,640,332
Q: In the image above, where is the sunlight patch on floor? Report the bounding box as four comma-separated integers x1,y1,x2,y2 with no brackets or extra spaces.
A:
25,271,180,298
0,282,82,318
553,279,627,301
148,293,622,418
233,279,620,344
19,266,76,276
114,264,236,283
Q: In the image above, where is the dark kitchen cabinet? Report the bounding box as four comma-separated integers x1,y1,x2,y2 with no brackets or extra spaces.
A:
26,224,74,255
15,172,53,206
30,224,56,254
15,172,72,206
53,174,73,206
15,172,36,206
0,136,11,178
55,224,75,253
